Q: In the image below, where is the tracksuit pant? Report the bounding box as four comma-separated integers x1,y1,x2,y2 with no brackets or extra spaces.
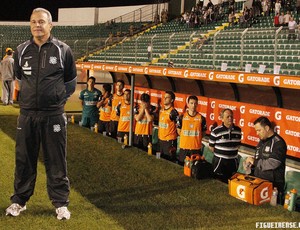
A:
212,155,239,183
11,112,70,208
2,80,14,104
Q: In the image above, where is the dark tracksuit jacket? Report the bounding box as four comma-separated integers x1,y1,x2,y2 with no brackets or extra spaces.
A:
253,133,287,194
12,35,77,208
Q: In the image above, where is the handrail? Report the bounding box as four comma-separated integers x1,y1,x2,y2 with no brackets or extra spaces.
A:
240,28,248,70
74,40,79,57
86,39,91,56
151,34,157,61
188,31,196,67
135,36,141,64
121,37,127,64
104,37,110,63
274,26,283,68
213,30,221,69
168,33,175,63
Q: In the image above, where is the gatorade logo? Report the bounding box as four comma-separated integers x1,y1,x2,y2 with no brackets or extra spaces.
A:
163,68,167,75
241,131,244,140
240,106,246,114
275,111,282,120
144,67,148,74
102,64,105,70
114,66,118,71
238,74,244,83
209,72,214,80
184,70,189,78
210,113,214,121
211,100,215,109
129,66,132,73
273,76,280,86
237,185,246,199
260,187,269,200
239,118,244,127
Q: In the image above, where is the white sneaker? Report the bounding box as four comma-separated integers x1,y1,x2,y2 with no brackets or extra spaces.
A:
6,203,26,217
56,206,71,220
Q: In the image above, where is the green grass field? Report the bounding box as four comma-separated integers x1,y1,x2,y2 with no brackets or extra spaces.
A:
0,104,299,230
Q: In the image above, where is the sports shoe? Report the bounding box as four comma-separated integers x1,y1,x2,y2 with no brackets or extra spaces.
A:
56,206,71,220
6,203,26,217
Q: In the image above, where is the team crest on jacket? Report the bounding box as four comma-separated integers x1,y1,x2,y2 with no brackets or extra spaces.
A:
49,56,57,65
53,124,61,132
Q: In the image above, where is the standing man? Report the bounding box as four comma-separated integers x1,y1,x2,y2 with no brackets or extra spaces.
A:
6,8,77,220
177,96,206,165
1,48,15,105
245,116,287,204
110,80,124,138
134,93,156,151
158,91,179,162
116,89,131,140
79,76,102,128
97,83,112,134
209,108,242,183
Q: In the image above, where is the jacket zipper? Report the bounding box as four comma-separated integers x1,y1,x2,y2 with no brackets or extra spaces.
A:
36,48,47,109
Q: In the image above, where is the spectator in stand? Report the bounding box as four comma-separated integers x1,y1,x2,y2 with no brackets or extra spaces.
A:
209,109,242,183
158,91,179,162
129,24,134,36
279,12,285,26
228,12,235,26
262,0,270,16
288,17,297,40
297,0,300,14
274,0,281,15
207,0,214,9
0,48,15,105
274,13,280,27
79,77,102,128
134,93,156,151
284,11,291,26
161,9,168,24
110,80,125,138
177,95,207,165
116,89,131,141
245,116,286,204
97,83,112,134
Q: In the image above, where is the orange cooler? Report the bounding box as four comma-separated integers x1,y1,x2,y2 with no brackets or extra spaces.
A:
184,154,201,177
229,173,272,205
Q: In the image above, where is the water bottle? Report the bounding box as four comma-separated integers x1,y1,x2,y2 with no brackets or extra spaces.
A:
94,123,98,133
124,134,128,146
288,189,298,212
71,115,75,124
284,191,291,209
147,143,152,156
270,187,278,206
